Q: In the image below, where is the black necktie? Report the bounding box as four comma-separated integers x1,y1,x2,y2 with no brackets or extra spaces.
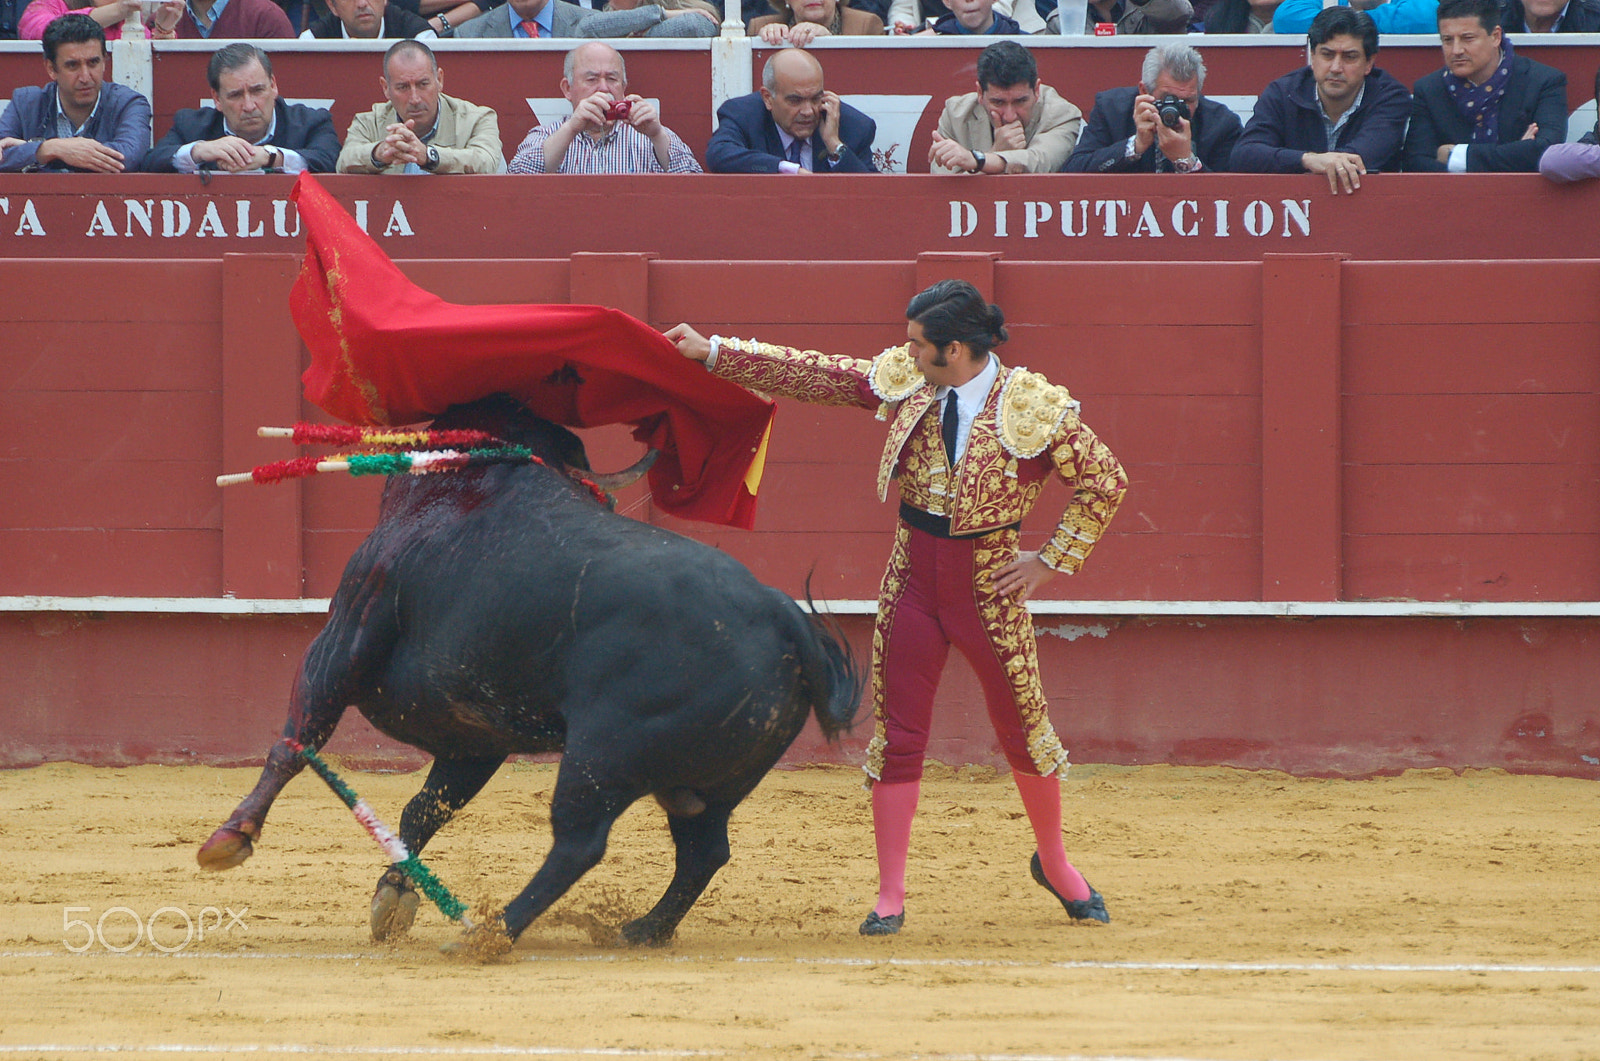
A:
941,392,959,464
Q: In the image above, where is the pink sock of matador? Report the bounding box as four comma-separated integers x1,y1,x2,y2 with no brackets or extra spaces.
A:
871,779,920,917
1012,770,1092,901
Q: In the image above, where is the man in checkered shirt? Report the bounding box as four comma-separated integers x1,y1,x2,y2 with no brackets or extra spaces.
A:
508,42,702,174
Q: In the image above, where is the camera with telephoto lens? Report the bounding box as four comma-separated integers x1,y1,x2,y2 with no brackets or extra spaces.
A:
1154,95,1190,130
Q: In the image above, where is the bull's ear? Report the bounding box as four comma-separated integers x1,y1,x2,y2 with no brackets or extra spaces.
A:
584,449,658,494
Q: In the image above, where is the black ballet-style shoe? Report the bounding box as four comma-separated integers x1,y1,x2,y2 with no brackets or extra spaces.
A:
859,910,905,936
1030,853,1111,924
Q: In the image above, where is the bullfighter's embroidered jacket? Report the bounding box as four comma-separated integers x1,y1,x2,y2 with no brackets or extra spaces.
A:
710,337,1126,574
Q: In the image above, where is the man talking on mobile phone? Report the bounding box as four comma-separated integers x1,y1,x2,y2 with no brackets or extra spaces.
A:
705,48,878,174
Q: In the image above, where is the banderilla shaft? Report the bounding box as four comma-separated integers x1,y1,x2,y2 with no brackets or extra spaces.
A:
286,739,474,930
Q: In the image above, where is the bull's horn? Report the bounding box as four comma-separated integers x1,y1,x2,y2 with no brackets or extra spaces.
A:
585,449,659,492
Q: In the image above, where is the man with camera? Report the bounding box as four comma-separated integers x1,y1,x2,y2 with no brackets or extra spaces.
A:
508,42,701,173
928,40,1081,175
1065,43,1242,174
1229,5,1411,193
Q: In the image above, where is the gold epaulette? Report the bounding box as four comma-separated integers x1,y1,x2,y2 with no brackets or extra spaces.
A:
997,367,1080,459
868,345,925,405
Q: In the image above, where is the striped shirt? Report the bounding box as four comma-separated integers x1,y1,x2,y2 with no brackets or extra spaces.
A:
509,117,702,175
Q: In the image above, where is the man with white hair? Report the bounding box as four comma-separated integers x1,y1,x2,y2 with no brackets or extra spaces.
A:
1065,41,1243,173
508,41,701,173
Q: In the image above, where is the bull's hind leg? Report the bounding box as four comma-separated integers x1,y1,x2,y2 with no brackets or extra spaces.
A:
619,802,734,947
496,759,641,942
372,755,504,941
197,670,348,871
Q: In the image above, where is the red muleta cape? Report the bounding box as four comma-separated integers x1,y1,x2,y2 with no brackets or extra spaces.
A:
288,173,774,529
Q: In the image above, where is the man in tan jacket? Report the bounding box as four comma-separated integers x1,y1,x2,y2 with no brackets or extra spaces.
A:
928,40,1082,174
337,40,505,174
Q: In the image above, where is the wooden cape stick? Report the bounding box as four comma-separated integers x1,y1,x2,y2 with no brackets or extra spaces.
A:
286,739,475,930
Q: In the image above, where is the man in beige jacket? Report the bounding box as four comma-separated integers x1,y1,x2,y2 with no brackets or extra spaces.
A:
928,40,1082,175
337,40,505,174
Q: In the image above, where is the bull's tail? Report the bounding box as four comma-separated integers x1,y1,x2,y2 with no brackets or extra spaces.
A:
791,575,866,742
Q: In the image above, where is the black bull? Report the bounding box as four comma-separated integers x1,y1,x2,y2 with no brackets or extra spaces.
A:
198,397,864,946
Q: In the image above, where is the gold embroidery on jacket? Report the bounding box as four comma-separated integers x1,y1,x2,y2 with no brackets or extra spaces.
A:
998,367,1079,459
711,337,875,409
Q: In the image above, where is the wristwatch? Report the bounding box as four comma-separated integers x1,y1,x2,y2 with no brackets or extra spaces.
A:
435,12,454,36
1173,155,1202,174
970,150,986,174
824,144,845,165
423,145,441,171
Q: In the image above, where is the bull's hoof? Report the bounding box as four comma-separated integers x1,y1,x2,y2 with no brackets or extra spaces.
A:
619,917,675,948
371,875,421,942
196,826,255,871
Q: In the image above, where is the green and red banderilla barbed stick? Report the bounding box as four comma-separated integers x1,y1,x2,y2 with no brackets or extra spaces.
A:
286,739,474,930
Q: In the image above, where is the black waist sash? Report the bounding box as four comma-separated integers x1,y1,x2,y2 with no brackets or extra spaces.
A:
898,501,1020,540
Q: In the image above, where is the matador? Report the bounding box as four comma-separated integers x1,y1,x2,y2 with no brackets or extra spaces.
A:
667,280,1127,935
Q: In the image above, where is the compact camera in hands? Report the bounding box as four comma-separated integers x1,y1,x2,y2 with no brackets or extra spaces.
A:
1153,96,1190,130
604,100,633,122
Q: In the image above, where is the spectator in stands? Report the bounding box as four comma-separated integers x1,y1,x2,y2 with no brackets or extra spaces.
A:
705,48,877,173
143,43,340,173
1230,6,1410,192
337,40,503,173
1066,41,1242,173
1037,0,1193,33
0,14,151,172
3,0,22,40
753,0,884,42
20,0,185,39
1203,0,1280,31
919,0,1025,32
890,0,1016,33
1273,0,1438,35
507,41,701,172
1500,0,1600,30
1404,0,1565,171
303,0,437,35
177,0,296,36
456,0,714,34
597,0,719,35
1540,66,1600,180
928,40,1079,174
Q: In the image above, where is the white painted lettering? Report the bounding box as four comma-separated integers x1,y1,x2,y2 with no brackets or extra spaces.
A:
992,200,1008,238
949,200,977,238
0,197,9,216
382,201,413,238
354,200,369,232
162,199,191,238
1281,199,1311,237
14,199,45,236
1094,200,1128,237
1059,200,1088,237
195,202,228,238
125,199,154,237
1243,200,1273,237
1212,199,1230,238
236,200,264,238
1023,201,1053,239
86,201,117,237
273,199,300,238
1131,202,1164,238
1171,200,1199,237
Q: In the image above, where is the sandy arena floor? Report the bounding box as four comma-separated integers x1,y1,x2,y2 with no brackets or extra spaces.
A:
0,759,1597,1061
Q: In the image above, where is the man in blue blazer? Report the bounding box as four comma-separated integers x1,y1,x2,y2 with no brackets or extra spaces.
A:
0,15,151,173
1404,0,1566,171
143,43,341,173
706,49,877,174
